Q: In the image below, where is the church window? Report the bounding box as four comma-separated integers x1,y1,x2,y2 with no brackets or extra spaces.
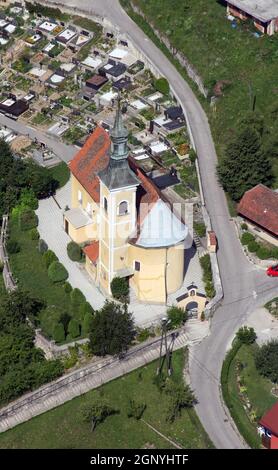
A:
135,261,140,272
118,200,129,216
103,197,108,212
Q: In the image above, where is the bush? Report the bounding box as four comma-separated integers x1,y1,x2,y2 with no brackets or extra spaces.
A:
68,319,80,339
67,241,82,262
205,280,215,299
30,228,40,240
247,241,259,253
127,399,146,420
110,277,129,302
241,232,255,245
53,323,65,343
270,247,278,260
48,261,68,283
257,247,272,260
241,223,248,230
38,239,48,254
19,209,38,231
255,340,278,383
167,306,187,329
136,328,151,343
70,288,86,308
6,239,20,254
236,326,257,345
64,282,72,294
154,77,169,95
82,312,94,336
42,250,58,268
39,305,65,339
78,301,94,321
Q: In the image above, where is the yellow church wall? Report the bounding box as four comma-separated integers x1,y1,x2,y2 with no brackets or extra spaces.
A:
64,218,95,244
99,264,110,293
128,245,167,303
177,294,207,319
166,243,185,294
113,246,130,272
85,257,98,283
100,240,110,271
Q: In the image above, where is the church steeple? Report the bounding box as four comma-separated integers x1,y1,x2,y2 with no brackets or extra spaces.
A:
110,96,129,161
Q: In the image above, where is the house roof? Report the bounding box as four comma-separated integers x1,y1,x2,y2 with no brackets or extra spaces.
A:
259,402,278,436
69,126,110,203
237,184,278,236
86,74,108,87
83,241,99,263
227,0,278,22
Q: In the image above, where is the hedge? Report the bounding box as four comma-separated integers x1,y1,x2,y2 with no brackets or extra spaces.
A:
110,277,129,302
53,323,65,343
6,239,20,254
241,232,255,245
30,228,40,240
67,241,82,262
48,261,69,283
19,209,38,231
43,250,58,268
82,312,94,336
64,281,72,294
70,288,86,308
247,241,259,253
221,340,259,449
68,319,80,339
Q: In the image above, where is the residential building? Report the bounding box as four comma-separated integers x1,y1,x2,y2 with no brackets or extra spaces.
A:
226,0,278,35
64,99,199,308
237,184,278,246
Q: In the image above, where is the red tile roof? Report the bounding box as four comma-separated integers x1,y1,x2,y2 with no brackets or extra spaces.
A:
237,184,278,236
259,402,278,436
83,241,99,263
69,126,110,203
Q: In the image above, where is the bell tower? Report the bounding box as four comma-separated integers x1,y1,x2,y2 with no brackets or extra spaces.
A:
98,98,139,294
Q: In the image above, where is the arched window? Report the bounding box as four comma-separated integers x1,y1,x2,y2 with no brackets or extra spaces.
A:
103,197,108,212
118,200,129,216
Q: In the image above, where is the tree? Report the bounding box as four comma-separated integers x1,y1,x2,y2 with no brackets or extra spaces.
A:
81,398,117,432
154,77,169,95
167,306,187,329
164,380,195,423
236,326,257,345
217,127,273,201
82,312,94,336
48,261,68,283
0,290,44,332
6,239,20,254
18,209,38,231
68,319,80,339
127,399,146,420
255,340,278,383
53,323,65,343
42,249,58,268
89,301,135,356
110,277,129,302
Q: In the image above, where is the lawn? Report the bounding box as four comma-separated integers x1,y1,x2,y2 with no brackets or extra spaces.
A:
0,349,213,449
48,162,70,189
223,343,276,448
121,0,278,185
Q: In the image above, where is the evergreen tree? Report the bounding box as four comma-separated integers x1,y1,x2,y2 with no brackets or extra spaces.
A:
217,127,273,201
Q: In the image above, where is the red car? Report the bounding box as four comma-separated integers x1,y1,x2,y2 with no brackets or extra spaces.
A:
267,264,278,277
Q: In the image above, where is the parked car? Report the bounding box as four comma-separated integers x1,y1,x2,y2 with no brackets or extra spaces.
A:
266,264,278,277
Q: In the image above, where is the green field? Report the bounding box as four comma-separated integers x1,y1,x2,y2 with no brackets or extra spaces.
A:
222,343,276,448
122,0,278,186
0,349,213,449
48,162,70,189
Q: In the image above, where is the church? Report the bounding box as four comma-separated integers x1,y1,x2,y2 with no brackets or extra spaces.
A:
64,99,202,307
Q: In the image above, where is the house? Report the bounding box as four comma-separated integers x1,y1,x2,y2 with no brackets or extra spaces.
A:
237,184,278,246
226,1,278,35
258,402,278,448
64,99,195,305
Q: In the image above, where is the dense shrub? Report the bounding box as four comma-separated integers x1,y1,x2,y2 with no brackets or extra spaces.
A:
205,281,216,298
136,328,152,343
30,228,40,240
67,241,82,262
257,247,272,260
38,239,48,254
6,239,20,254
78,301,94,321
255,340,278,383
247,241,259,253
19,209,38,231
241,223,248,230
236,326,257,345
64,281,72,294
39,305,65,339
70,288,86,308
82,312,94,336
43,250,58,268
53,323,65,343
167,306,187,329
154,77,169,95
110,277,129,302
271,247,278,260
241,232,255,245
48,261,69,283
68,319,80,339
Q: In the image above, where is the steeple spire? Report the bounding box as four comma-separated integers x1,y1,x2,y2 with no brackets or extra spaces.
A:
110,94,128,161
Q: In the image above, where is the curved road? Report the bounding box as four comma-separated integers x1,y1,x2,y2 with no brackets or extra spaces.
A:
42,0,278,448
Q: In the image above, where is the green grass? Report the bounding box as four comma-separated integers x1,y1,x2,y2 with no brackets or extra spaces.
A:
8,216,70,313
31,113,52,126
222,343,276,448
48,162,70,189
0,349,213,449
121,0,278,183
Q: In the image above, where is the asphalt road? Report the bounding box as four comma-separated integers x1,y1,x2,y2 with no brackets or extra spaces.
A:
18,0,278,448
0,114,76,162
